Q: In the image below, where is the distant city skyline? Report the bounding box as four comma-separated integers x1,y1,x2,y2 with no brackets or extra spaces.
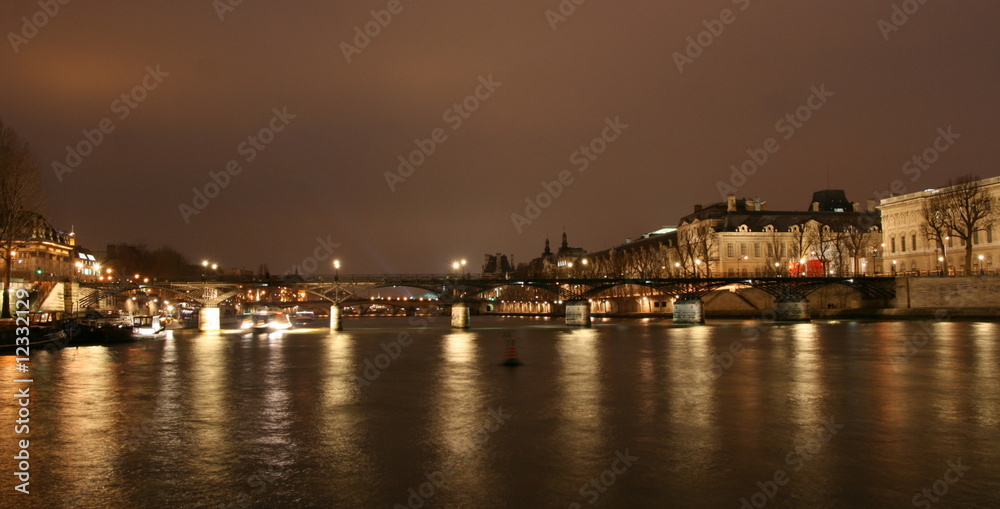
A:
2,1,998,273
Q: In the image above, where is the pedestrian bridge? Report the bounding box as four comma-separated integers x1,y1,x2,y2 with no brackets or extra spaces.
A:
77,275,896,329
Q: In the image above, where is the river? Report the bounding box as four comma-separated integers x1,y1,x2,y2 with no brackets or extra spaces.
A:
1,316,998,508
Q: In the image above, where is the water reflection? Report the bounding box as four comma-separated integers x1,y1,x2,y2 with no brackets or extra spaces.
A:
188,334,233,471
665,325,718,472
318,331,370,477
788,323,823,430
970,323,999,426
434,332,486,466
53,349,117,499
556,328,603,476
1,318,999,508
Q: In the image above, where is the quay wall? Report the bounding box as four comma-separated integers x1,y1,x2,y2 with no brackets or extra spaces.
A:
893,275,1000,309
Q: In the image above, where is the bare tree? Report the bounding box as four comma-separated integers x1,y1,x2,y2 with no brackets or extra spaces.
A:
763,227,785,276
674,228,700,276
920,192,951,274
842,224,877,275
0,120,44,318
941,175,997,274
625,244,667,278
694,224,717,277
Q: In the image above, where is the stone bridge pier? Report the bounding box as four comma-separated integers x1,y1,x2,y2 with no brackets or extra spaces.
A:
451,302,470,329
672,298,705,324
774,296,811,321
565,299,592,327
199,306,221,332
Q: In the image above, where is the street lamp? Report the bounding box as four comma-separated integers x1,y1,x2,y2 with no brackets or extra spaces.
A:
333,259,341,281
892,259,897,275
737,255,748,277
978,254,985,274
937,256,944,276
674,262,681,277
694,259,702,278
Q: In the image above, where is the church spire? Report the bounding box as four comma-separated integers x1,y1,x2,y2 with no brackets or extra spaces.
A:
561,231,568,250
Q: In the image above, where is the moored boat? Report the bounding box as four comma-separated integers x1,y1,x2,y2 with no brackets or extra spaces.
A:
132,315,166,338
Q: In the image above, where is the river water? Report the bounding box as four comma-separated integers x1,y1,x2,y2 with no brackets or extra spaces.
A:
1,316,998,508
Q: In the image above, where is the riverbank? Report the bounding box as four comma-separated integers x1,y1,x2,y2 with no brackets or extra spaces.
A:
486,307,1000,321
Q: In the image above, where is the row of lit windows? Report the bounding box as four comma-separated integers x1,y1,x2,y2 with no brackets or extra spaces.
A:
726,242,787,259
889,228,995,253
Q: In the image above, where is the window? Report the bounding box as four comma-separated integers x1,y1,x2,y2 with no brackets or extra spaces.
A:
974,231,980,245
727,243,734,258
912,235,917,251
901,238,906,252
948,236,954,247
989,228,994,243
754,243,762,258
780,244,787,257
891,238,896,253
740,243,748,257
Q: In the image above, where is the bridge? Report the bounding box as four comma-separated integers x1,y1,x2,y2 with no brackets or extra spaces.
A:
75,274,896,329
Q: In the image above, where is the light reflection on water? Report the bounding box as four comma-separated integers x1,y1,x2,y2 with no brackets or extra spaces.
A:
556,328,603,482
0,317,998,508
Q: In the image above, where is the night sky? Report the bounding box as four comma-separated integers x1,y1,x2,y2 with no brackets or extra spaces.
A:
2,0,998,275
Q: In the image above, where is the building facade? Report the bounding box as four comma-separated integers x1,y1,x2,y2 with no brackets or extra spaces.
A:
879,175,1000,275
0,213,99,281
577,190,882,278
